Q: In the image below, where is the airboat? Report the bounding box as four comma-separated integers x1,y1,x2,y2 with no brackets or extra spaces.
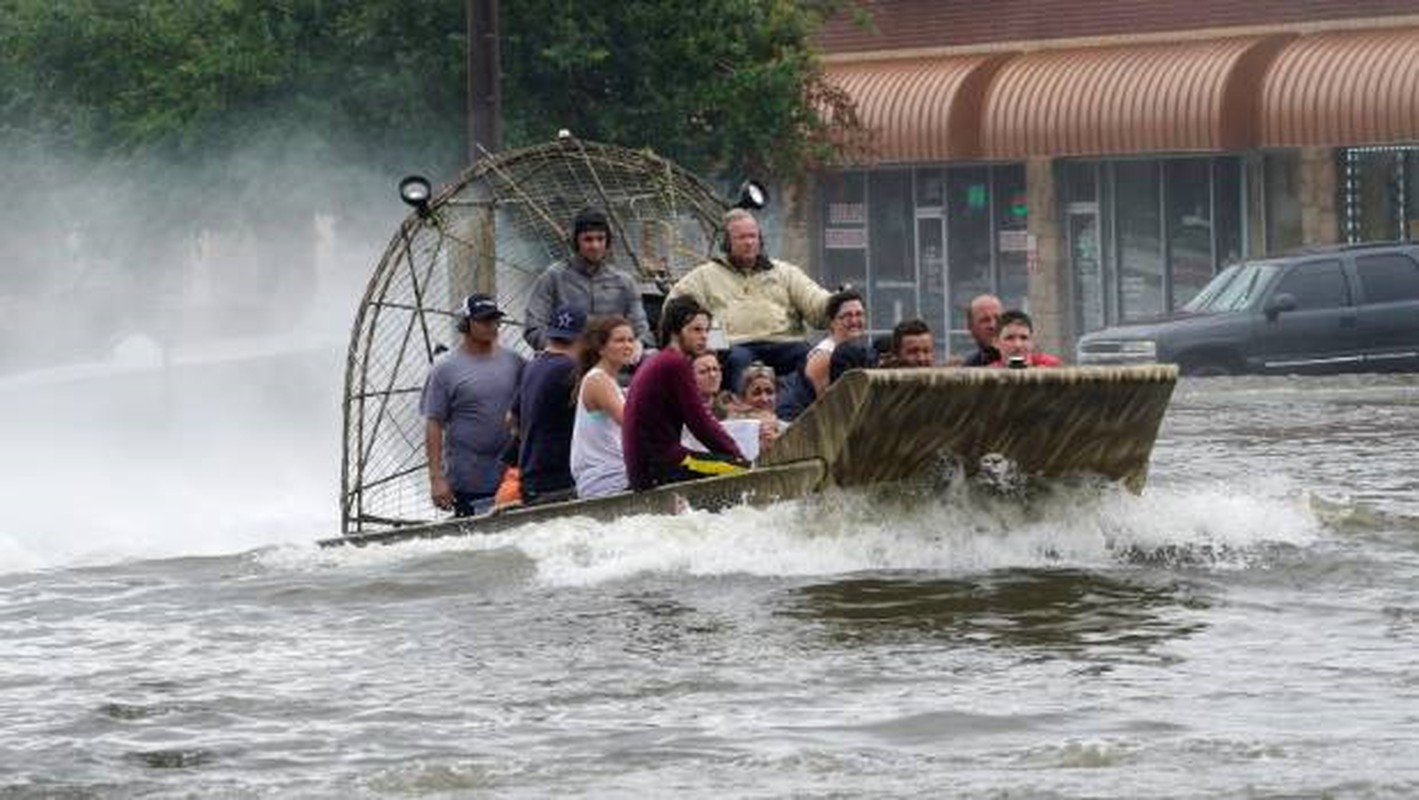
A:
323,139,1176,548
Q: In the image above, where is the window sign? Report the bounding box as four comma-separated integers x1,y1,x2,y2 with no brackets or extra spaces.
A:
825,228,867,249
998,230,1030,252
1007,193,1029,220
828,203,866,225
966,184,988,211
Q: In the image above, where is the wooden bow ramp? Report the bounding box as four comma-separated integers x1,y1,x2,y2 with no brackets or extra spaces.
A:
765,364,1178,493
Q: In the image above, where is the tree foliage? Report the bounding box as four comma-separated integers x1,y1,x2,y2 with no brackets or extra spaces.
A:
2,0,862,184
1,0,468,175
502,0,863,180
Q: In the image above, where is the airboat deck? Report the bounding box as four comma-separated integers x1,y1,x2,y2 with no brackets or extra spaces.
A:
322,364,1177,548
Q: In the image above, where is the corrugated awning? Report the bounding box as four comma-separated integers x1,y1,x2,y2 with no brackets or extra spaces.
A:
980,36,1292,159
824,55,1009,163
1261,27,1419,147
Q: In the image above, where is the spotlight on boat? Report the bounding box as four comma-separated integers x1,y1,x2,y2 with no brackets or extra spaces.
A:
736,180,769,210
399,175,433,217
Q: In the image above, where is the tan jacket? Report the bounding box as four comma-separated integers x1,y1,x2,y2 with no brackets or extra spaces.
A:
667,257,831,344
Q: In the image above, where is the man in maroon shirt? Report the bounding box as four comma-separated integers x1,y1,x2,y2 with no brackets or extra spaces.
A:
623,296,748,490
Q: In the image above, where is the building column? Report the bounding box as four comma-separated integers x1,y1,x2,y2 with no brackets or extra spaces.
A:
1026,157,1070,358
1299,147,1339,245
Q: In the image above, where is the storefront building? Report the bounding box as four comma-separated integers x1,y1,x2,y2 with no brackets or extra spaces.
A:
805,2,1419,357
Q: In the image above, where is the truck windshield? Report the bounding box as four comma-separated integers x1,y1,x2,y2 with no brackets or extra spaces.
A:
1182,262,1282,313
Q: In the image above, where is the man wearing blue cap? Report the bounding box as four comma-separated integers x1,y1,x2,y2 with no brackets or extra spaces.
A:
421,293,526,516
511,305,587,505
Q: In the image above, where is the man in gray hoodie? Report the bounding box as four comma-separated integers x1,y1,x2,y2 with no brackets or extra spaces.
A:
523,207,653,351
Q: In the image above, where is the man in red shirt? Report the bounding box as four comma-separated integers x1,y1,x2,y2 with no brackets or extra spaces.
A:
990,309,1063,368
623,296,748,490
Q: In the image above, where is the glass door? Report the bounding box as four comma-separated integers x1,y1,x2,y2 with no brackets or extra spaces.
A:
1068,203,1104,335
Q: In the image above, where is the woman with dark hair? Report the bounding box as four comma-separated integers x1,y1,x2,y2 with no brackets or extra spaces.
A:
778,288,866,418
570,315,636,497
691,351,732,420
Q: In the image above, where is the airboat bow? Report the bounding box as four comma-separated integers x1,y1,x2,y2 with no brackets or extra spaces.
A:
325,139,1176,548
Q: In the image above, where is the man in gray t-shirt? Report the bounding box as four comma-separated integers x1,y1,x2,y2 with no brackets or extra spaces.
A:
420,293,525,516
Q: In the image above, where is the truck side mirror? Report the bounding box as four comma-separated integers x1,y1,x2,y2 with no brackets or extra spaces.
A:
1264,292,1297,320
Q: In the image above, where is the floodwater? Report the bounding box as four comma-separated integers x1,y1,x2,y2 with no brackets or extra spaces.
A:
2,356,1417,798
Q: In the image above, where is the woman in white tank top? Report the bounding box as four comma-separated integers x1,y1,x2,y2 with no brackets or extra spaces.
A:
570,316,637,498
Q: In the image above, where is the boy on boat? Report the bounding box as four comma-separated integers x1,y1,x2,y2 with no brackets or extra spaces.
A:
990,310,1063,368
891,319,936,367
511,305,587,505
622,296,749,490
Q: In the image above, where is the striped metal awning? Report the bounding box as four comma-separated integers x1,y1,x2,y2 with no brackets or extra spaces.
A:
979,35,1292,159
1261,27,1419,147
824,55,1010,163
823,25,1419,163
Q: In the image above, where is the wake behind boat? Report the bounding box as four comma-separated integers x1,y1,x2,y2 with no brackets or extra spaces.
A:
325,138,1177,548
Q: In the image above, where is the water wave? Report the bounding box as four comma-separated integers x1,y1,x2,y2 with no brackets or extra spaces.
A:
277,475,1325,587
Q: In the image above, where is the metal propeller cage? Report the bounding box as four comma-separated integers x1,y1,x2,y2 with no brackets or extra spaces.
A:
341,138,732,535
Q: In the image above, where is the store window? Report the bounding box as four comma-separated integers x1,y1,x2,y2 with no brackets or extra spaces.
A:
818,172,867,290
915,168,947,347
1264,152,1303,253
1408,151,1419,241
1061,162,1105,336
816,164,1027,356
1115,161,1164,321
994,164,1029,313
1165,159,1214,309
868,169,916,325
946,167,993,333
1066,156,1246,334
1214,158,1244,267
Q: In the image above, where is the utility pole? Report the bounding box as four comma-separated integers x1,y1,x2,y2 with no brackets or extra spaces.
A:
467,0,501,162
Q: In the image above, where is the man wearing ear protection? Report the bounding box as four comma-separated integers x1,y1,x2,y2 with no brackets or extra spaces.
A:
667,208,831,394
523,207,653,352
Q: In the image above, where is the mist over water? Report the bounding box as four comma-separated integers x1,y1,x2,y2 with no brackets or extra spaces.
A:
0,140,408,573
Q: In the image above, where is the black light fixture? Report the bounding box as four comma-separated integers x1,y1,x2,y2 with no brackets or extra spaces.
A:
736,180,769,210
399,175,433,217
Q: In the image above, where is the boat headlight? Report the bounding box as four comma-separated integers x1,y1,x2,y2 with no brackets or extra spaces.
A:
736,180,769,210
399,175,433,217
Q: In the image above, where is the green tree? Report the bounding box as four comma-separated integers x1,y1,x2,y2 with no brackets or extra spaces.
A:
502,0,863,180
3,0,861,184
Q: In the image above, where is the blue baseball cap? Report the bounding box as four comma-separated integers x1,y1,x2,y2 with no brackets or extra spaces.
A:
546,305,587,341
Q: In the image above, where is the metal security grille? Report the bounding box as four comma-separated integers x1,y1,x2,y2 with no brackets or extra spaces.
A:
340,139,729,535
1342,145,1418,244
